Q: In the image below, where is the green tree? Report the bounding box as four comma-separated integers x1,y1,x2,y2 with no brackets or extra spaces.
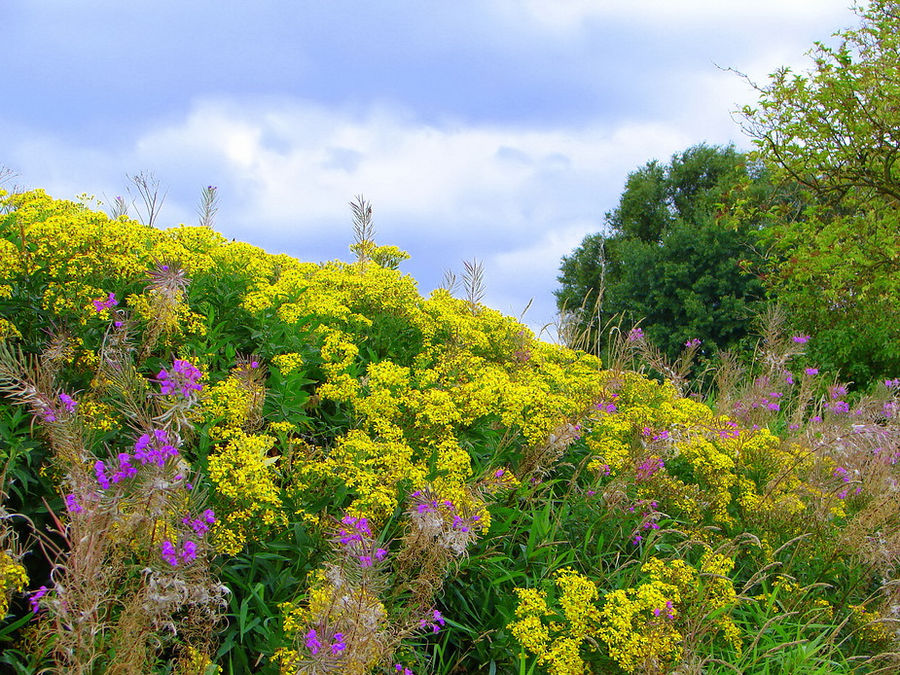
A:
556,144,768,360
738,0,900,384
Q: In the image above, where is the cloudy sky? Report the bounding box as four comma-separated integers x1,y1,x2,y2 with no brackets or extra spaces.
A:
4,0,858,337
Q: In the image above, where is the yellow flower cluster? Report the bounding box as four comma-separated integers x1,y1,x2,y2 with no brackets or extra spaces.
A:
202,372,266,439
597,580,683,673
509,568,602,675
174,645,221,675
206,431,286,554
271,352,304,376
0,551,28,617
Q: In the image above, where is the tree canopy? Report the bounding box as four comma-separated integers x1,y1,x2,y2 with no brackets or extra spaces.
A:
556,144,768,360
738,0,900,384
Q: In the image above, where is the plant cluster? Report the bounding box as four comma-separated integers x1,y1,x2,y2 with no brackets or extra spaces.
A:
0,184,897,675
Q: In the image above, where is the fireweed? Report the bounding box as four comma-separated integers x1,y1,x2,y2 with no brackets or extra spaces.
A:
0,316,225,672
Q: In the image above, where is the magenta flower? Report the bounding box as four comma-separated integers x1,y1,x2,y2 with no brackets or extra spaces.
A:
94,460,111,490
29,586,49,613
330,633,346,655
158,359,204,397
161,541,178,566
805,368,819,376
305,629,321,655
59,393,77,413
627,327,644,343
64,493,83,513
181,540,197,562
684,338,701,349
92,292,118,312
792,335,811,344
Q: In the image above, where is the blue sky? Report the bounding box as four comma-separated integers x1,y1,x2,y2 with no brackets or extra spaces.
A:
3,0,858,336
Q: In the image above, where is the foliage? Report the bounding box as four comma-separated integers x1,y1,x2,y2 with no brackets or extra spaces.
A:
737,0,900,385
0,187,897,674
556,144,769,363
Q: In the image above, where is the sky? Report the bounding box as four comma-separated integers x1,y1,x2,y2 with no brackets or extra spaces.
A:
3,0,859,338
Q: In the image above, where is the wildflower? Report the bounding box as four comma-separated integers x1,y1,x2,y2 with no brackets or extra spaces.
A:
110,452,138,483
784,371,795,385
394,666,414,675
684,338,701,348
596,401,618,413
92,292,118,312
94,460,111,490
631,534,643,545
494,468,505,478
829,401,850,414
338,514,372,545
792,335,811,344
58,392,77,413
420,609,447,633
305,629,321,655
158,359,204,397
161,541,179,566
64,493,83,513
181,540,197,562
830,385,848,399
41,409,56,423
635,457,664,481
375,547,388,561
766,402,780,412
359,555,373,567
29,586,48,613
627,327,644,342
330,633,346,655
805,367,819,376
203,509,216,524
134,429,178,466
885,378,900,389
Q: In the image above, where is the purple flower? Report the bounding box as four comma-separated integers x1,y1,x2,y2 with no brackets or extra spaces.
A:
203,509,216,524
830,385,848,400
627,327,644,343
885,378,900,389
359,555,373,567
161,541,178,566
684,338,702,349
375,547,388,561
631,534,643,545
792,335,811,344
92,292,118,312
29,586,48,613
158,359,204,397
494,468,505,478
305,629,321,655
94,460,111,490
829,401,850,414
766,402,781,412
59,393,77,413
65,493,83,513
181,540,197,562
330,633,346,655
805,368,819,376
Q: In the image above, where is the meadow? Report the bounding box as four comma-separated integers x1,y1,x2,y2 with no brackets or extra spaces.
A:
0,187,898,674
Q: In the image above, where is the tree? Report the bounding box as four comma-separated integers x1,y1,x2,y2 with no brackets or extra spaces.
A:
738,0,900,384
556,144,768,360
